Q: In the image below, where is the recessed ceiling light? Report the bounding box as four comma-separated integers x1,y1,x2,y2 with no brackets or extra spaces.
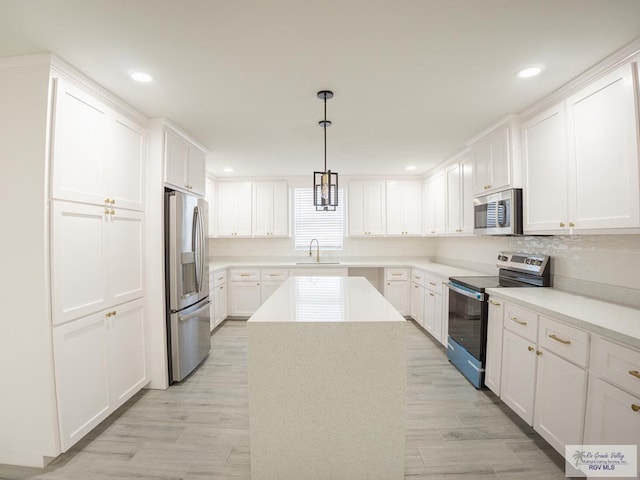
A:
130,71,153,83
405,165,417,171
516,66,543,78
223,167,234,173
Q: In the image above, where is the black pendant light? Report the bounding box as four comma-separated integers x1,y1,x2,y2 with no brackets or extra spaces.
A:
313,90,338,211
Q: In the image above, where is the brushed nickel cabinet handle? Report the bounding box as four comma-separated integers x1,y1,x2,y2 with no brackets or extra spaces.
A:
548,334,571,345
629,370,640,380
510,316,527,326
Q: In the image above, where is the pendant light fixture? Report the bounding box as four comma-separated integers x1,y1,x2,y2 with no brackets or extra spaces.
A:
313,90,338,211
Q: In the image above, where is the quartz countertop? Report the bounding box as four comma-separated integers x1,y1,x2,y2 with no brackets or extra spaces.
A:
209,256,486,279
249,276,406,323
486,287,640,350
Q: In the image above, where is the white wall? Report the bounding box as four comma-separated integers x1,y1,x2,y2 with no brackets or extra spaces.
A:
434,235,640,308
0,65,60,465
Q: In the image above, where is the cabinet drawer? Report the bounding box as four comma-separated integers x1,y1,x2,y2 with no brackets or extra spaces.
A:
425,274,444,294
212,270,227,286
261,269,289,281
386,268,409,281
591,336,640,397
411,269,425,286
539,316,589,368
229,269,260,282
503,303,538,342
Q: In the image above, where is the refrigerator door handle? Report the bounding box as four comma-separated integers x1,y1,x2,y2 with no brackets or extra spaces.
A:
178,300,211,322
192,206,201,293
198,203,206,294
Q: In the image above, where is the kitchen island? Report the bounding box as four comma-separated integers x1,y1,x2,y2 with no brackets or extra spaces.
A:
248,276,406,480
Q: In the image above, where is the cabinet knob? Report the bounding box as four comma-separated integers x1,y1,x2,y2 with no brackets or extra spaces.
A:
110,209,116,216
559,222,565,228
629,370,640,380
484,184,491,190
536,350,542,356
104,198,111,204
104,208,110,215
632,404,640,412
569,222,575,228
528,346,534,352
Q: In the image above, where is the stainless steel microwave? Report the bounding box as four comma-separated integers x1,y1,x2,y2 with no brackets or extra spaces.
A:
473,188,523,235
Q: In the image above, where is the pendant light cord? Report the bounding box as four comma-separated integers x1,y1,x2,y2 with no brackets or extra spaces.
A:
323,96,327,172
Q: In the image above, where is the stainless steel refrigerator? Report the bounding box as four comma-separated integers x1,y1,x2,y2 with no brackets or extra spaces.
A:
165,189,210,383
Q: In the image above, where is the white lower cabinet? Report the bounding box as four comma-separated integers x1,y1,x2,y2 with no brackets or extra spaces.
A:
410,282,424,326
500,329,538,425
53,298,146,451
229,281,261,317
533,348,588,454
424,290,442,344
214,282,228,325
484,298,504,395
383,268,409,315
260,269,288,303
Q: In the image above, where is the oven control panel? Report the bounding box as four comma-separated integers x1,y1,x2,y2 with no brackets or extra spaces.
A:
497,252,550,274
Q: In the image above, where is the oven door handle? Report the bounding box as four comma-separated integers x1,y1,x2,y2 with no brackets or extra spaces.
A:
444,282,484,301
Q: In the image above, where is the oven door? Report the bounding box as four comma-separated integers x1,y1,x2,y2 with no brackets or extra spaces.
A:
445,282,487,361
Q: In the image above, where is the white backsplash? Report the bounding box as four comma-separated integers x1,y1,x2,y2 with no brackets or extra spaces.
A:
434,235,640,308
208,236,436,259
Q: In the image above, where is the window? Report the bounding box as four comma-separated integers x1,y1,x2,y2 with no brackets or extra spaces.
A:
294,188,344,250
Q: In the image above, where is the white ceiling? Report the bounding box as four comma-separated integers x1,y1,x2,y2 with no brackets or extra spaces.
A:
2,1,640,177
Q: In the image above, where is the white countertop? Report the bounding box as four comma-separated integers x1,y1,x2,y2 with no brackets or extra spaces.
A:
249,276,406,323
209,256,486,279
486,287,640,350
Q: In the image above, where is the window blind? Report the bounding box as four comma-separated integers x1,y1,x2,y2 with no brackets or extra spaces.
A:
294,188,344,250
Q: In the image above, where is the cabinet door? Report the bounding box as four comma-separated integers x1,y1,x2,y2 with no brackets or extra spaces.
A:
271,181,289,236
51,201,109,325
229,282,261,316
384,281,408,315
51,78,108,205
533,349,588,455
584,377,640,450
489,127,510,191
214,282,228,326
500,330,537,425
460,155,475,234
187,147,206,196
424,291,442,343
253,181,275,237
567,63,640,230
216,182,237,236
423,177,436,235
522,104,568,233
385,181,404,235
164,130,189,190
472,137,492,195
235,182,253,236
261,281,284,304
365,181,386,236
108,113,145,211
206,177,216,236
485,299,504,395
446,163,461,234
432,173,446,235
107,209,144,306
348,181,366,236
108,299,147,409
386,181,421,236
53,311,110,451
410,283,424,326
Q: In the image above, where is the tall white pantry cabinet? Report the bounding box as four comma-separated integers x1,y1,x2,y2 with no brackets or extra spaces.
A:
0,54,149,467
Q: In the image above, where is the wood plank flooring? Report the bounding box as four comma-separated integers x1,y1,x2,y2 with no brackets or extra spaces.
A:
0,320,574,479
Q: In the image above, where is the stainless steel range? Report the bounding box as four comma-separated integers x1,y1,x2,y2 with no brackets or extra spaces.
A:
444,252,551,388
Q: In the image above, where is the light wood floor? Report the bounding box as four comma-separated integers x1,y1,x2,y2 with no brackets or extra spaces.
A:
0,320,574,480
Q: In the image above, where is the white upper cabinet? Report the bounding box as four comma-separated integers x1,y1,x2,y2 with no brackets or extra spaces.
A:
164,128,207,196
51,78,145,211
566,62,640,231
522,103,568,233
348,180,386,236
522,61,640,233
252,181,289,237
386,180,422,236
444,154,473,236
423,173,445,236
51,201,145,325
471,125,513,195
216,181,252,237
206,177,216,237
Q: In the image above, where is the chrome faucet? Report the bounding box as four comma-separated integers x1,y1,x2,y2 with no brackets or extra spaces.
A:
309,238,320,263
